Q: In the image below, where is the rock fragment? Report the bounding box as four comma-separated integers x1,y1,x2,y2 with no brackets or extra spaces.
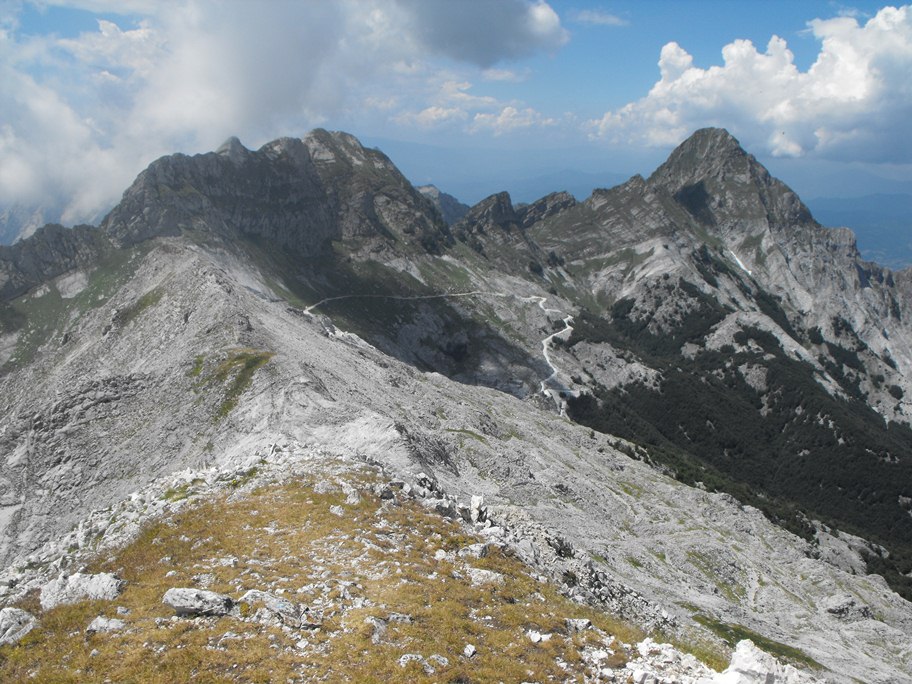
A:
457,542,492,559
467,567,504,586
0,607,36,646
162,588,234,616
823,594,873,621
238,589,303,627
565,617,592,633
470,495,486,523
40,572,126,610
86,616,126,634
710,639,823,683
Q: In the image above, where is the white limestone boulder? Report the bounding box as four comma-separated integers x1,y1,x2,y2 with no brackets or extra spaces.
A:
40,572,126,610
0,607,36,646
162,588,233,616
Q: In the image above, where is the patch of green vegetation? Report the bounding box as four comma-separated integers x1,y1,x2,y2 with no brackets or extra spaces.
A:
1,243,149,373
211,349,275,419
263,275,309,308
655,627,729,673
416,257,474,290
617,481,644,497
686,551,745,602
115,287,164,327
692,614,822,670
626,555,643,569
2,285,67,370
72,244,150,310
0,303,26,335
187,354,205,378
227,467,259,489
575,248,651,278
162,483,192,502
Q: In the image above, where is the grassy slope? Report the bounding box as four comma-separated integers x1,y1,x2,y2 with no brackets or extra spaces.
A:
0,464,666,683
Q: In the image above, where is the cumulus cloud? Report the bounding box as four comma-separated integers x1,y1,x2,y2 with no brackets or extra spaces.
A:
589,5,912,162
0,0,567,225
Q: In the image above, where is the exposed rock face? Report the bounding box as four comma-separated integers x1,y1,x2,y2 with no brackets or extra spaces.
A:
518,190,577,229
1,127,911,682
713,639,821,684
101,130,450,257
40,572,125,610
0,130,451,299
0,223,104,300
162,588,234,616
0,607,36,646
458,190,521,231
417,184,469,225
648,127,814,230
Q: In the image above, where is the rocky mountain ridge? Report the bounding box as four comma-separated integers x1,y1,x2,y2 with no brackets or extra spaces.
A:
1,127,911,681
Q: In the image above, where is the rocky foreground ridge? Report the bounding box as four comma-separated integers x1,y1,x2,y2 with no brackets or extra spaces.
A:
0,128,911,681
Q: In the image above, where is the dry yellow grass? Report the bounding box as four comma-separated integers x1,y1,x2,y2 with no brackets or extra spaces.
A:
0,465,645,682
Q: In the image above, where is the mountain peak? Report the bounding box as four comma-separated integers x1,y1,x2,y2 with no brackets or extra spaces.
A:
455,191,518,235
649,127,814,230
649,127,748,188
215,136,250,164
683,126,742,151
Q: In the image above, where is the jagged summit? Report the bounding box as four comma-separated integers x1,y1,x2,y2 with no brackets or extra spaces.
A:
454,191,519,235
649,127,748,185
215,135,250,164
648,127,814,232
417,184,470,226
99,129,449,256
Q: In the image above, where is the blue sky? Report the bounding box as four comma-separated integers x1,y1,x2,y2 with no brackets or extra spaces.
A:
2,0,910,219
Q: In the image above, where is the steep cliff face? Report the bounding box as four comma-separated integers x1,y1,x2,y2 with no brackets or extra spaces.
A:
0,223,106,301
1,128,912,682
417,184,470,225
648,127,815,232
101,129,451,258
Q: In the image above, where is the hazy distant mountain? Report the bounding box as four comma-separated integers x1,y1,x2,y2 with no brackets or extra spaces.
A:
416,184,470,225
422,168,630,206
0,204,62,245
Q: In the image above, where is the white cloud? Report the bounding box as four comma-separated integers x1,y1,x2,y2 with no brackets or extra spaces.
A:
396,105,469,128
0,0,567,225
470,106,556,135
58,19,161,75
393,79,499,129
589,5,912,162
571,9,628,27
